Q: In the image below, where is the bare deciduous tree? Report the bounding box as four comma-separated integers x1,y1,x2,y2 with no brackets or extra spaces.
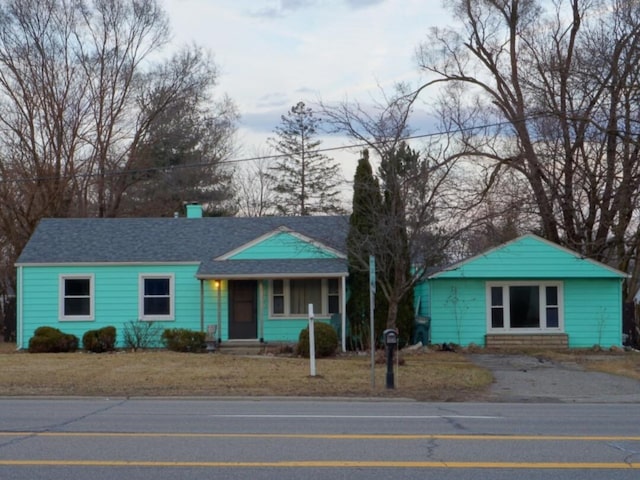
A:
233,148,280,217
0,0,236,304
322,86,463,332
417,0,640,300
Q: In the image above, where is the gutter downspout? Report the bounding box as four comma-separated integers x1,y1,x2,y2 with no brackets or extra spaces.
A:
16,266,22,350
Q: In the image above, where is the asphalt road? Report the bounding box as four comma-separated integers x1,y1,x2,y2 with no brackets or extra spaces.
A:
0,398,639,479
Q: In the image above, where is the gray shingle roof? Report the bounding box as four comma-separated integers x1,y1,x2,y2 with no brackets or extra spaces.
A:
17,216,349,277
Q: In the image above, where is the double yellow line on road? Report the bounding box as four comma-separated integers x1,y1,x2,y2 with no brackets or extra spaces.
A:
1,432,640,441
0,459,638,469
1,432,638,469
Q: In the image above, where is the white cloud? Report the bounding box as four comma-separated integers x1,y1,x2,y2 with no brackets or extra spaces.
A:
344,0,387,9
162,0,453,174
248,0,317,18
255,92,290,109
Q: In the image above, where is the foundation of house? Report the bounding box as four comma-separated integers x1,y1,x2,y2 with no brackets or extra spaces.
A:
485,333,569,349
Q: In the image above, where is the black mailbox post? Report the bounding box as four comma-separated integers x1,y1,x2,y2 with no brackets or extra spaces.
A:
383,329,398,389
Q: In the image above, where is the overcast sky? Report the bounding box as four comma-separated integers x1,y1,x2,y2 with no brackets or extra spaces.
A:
162,0,453,181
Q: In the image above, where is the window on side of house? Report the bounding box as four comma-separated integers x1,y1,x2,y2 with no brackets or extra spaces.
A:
545,285,560,328
289,279,322,315
487,282,563,332
327,278,340,314
139,274,174,320
269,278,341,317
490,286,504,328
272,279,285,314
60,275,94,320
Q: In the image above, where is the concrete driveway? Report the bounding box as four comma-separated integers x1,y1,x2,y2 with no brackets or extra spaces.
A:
467,353,640,403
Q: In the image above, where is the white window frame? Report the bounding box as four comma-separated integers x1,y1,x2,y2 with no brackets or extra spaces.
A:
269,278,341,318
327,278,340,315
59,274,94,321
272,279,285,315
139,274,175,321
486,281,564,333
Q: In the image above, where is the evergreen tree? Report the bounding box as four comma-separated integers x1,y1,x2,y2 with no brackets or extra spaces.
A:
377,142,418,345
322,90,446,345
346,150,387,348
347,144,420,347
267,102,344,215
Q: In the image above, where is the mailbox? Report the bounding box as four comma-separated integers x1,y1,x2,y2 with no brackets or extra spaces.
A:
383,329,398,346
382,329,398,389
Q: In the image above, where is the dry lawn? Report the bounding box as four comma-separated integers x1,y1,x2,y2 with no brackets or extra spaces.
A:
0,343,491,401
3,343,638,400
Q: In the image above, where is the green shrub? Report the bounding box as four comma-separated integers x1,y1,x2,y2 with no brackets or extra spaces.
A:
28,327,79,353
297,321,339,358
33,326,62,338
161,328,206,352
82,326,117,353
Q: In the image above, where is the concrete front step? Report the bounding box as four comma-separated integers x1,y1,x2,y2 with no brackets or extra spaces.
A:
216,340,267,355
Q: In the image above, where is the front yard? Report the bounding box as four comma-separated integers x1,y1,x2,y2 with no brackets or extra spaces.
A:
1,342,638,401
0,343,490,401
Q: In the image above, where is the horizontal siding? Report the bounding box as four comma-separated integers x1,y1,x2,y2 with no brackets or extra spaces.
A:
202,279,228,341
435,236,624,279
20,265,225,349
22,256,620,350
429,279,487,346
564,279,622,347
414,280,430,317
20,267,339,348
428,277,623,348
264,319,313,343
230,232,337,260
257,280,332,342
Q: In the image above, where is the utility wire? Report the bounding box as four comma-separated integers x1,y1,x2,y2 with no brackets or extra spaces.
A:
0,114,548,185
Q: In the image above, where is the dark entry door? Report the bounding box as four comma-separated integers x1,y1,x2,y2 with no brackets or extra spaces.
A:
228,280,257,339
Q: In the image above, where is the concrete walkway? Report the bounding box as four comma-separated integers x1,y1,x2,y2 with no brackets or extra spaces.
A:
468,353,640,403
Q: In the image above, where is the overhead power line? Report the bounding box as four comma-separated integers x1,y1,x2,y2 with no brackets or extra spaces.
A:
0,114,550,185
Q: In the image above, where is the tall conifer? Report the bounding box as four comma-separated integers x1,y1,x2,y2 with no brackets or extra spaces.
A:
377,143,417,345
267,102,344,215
346,150,387,348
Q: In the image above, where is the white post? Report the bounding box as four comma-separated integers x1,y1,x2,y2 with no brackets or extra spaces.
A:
369,255,376,388
341,276,347,353
308,303,316,377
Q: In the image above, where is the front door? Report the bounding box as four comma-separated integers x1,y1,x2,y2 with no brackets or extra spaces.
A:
228,280,257,339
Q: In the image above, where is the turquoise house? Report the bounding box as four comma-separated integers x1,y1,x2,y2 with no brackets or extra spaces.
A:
16,211,627,351
423,234,627,348
15,206,350,350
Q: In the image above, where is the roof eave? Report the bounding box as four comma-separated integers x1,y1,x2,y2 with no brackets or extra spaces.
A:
196,272,348,280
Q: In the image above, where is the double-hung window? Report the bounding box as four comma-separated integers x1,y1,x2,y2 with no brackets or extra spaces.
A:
60,275,94,320
327,278,340,314
270,278,341,317
487,282,562,332
139,274,174,320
